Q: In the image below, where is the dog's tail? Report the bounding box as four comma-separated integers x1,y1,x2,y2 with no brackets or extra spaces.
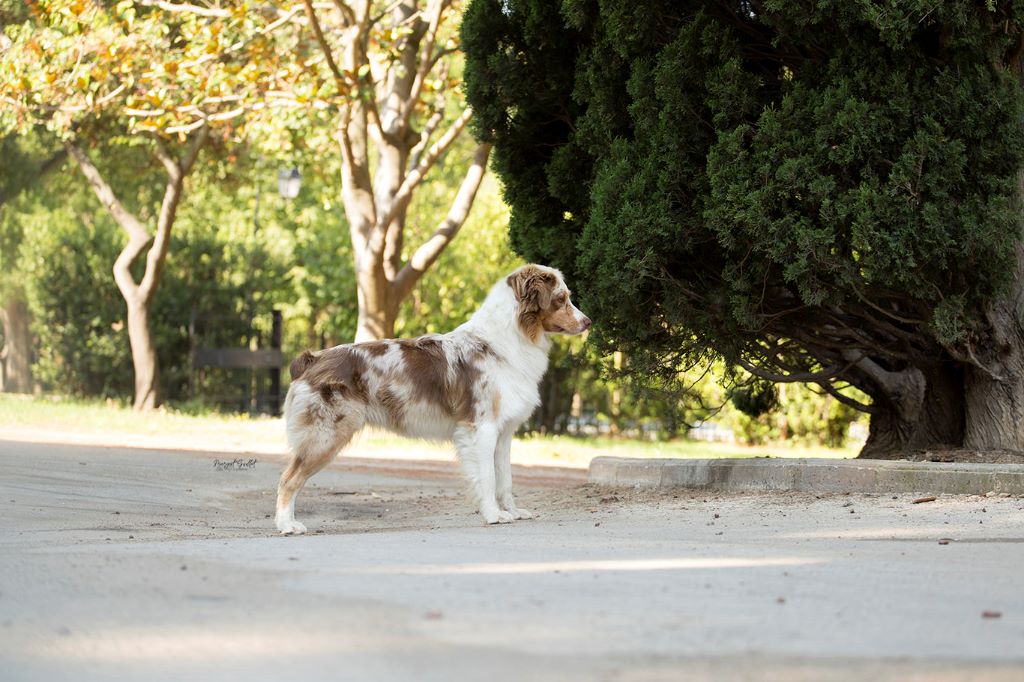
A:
289,350,317,381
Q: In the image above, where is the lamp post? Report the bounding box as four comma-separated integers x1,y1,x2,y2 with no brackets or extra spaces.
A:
249,166,301,414
267,167,299,415
254,167,301,229
277,168,301,199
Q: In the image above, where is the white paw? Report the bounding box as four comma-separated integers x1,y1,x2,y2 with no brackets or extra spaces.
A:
482,508,514,524
512,507,534,520
276,517,307,535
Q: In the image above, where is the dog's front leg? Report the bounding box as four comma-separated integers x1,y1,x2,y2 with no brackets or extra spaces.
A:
494,428,532,519
455,423,512,524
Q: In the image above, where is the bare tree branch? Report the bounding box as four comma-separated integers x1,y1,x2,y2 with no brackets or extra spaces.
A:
135,1,230,17
65,141,150,300
180,126,209,174
735,356,843,383
850,282,925,325
840,350,927,404
394,143,491,299
814,380,876,413
3,83,128,114
303,0,348,92
400,0,448,133
407,108,444,172
370,0,410,26
179,5,305,71
138,125,209,303
376,105,472,233
330,0,357,25
64,142,148,239
945,342,1006,381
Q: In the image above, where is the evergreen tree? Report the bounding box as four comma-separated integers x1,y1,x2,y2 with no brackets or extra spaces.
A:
463,0,1024,455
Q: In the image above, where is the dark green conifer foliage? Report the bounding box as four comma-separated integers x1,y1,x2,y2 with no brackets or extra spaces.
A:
464,0,1024,455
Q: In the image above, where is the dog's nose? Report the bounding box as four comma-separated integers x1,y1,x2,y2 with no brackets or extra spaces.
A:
581,316,592,330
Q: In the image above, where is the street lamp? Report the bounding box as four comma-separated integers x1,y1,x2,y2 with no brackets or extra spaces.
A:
245,165,300,415
277,168,301,199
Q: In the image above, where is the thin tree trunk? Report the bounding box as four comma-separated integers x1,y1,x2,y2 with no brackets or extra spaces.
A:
65,128,206,409
608,350,623,436
0,297,33,393
126,299,159,410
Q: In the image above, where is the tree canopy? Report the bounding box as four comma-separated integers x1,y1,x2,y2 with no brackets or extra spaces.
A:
463,0,1024,455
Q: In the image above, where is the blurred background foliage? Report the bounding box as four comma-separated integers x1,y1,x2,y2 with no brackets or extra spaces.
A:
0,32,865,450
0,120,865,447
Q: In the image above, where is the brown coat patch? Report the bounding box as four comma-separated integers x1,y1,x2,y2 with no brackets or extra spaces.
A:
398,337,450,410
297,346,370,403
290,350,317,380
395,336,486,422
376,386,406,429
451,354,482,422
359,341,391,357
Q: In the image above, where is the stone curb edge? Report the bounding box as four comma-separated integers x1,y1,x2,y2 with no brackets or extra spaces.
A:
588,457,1024,496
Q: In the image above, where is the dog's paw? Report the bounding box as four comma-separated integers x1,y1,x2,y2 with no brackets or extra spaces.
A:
276,518,307,535
512,507,534,520
482,508,514,524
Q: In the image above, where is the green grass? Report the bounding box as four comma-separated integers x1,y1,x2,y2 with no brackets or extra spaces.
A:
0,394,285,457
0,394,857,466
0,393,275,434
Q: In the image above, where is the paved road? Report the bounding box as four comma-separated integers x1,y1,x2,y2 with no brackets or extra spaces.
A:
1,439,1023,681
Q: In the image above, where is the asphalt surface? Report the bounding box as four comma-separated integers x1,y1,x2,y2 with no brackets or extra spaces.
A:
1,439,1023,681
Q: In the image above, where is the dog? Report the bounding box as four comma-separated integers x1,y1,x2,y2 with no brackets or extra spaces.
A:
275,264,591,534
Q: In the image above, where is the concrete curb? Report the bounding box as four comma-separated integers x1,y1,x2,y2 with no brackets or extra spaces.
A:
588,456,1024,495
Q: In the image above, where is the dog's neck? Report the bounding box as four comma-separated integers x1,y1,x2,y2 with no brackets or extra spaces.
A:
461,280,552,373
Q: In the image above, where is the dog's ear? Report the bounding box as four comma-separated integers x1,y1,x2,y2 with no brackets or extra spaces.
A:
507,266,556,310
507,266,557,342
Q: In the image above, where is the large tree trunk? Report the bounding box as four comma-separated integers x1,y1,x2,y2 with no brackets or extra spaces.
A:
962,243,1024,451
0,297,33,393
354,266,399,342
860,363,965,458
126,299,159,410
964,360,1024,451
306,0,490,343
863,55,1024,456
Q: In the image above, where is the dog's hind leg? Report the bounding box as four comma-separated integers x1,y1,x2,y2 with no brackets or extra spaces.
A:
276,411,359,535
455,423,511,525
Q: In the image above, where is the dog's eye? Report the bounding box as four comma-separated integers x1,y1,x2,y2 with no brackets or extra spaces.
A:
554,294,567,307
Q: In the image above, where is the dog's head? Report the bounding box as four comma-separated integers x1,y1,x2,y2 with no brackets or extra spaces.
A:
506,264,591,343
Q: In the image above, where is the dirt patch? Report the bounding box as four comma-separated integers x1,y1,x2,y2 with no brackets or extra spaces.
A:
871,449,1024,465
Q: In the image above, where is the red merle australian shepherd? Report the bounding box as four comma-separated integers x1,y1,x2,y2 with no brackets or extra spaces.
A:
276,264,591,534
